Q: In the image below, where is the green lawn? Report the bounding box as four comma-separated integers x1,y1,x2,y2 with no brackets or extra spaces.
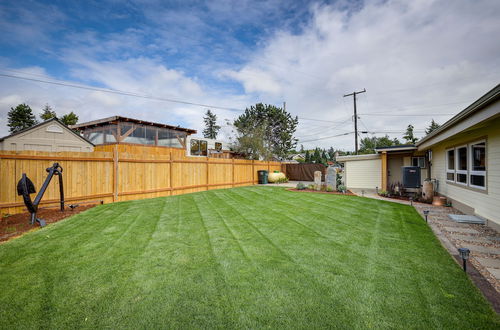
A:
0,187,498,328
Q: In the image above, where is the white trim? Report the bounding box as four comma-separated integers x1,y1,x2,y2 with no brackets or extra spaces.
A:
455,145,468,185
468,140,486,190
446,148,455,182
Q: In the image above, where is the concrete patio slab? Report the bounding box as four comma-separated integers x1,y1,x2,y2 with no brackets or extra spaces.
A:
487,268,500,280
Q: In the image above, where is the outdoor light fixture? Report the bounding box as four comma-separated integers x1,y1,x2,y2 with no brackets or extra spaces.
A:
361,190,365,197
458,248,470,272
409,197,413,206
423,210,430,223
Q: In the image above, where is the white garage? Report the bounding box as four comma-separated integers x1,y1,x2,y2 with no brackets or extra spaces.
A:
337,154,382,190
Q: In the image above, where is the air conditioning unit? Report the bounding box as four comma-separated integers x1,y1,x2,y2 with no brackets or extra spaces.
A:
402,166,421,188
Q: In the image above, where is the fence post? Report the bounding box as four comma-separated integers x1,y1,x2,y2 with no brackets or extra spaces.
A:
113,144,118,202
252,160,255,184
206,157,209,190
169,151,173,195
232,158,235,187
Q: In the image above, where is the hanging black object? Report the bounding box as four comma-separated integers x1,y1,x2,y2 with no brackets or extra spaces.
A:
16,163,65,227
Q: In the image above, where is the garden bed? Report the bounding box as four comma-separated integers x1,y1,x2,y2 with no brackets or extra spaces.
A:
287,188,355,195
0,205,96,242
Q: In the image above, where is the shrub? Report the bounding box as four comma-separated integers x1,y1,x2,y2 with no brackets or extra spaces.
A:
296,182,306,190
307,184,315,190
326,186,334,192
276,177,289,184
379,190,388,197
337,185,346,193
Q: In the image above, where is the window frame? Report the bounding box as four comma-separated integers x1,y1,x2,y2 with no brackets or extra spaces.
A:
468,140,486,190
445,148,455,183
411,156,426,169
454,144,468,186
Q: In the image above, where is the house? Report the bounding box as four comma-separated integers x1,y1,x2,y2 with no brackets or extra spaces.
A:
0,118,94,152
338,84,500,229
416,84,500,230
71,116,196,149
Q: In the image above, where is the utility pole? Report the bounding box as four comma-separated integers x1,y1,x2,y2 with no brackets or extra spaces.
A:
283,101,286,111
343,89,366,154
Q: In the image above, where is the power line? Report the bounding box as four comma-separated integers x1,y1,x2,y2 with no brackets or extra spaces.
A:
0,70,351,125
358,113,454,117
0,72,245,112
299,132,353,143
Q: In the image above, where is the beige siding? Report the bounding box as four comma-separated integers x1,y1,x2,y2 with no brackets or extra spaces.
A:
345,158,382,189
430,116,500,226
0,121,93,152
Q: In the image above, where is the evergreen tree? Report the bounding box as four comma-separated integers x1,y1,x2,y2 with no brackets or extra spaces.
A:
202,109,221,139
313,148,321,163
403,124,418,144
40,104,57,121
7,103,37,133
299,144,304,153
60,111,79,126
305,150,311,163
425,119,440,135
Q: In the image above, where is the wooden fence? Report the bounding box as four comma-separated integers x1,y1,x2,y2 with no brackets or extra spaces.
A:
0,144,282,216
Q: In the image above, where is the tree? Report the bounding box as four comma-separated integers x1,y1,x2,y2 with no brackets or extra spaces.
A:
312,148,321,163
202,109,221,139
60,111,79,126
403,124,418,144
233,103,298,160
299,144,304,153
7,103,37,133
425,119,440,135
359,135,402,154
40,104,57,121
305,150,311,163
231,125,271,160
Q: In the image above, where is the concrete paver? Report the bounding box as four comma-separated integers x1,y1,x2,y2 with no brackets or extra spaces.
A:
443,227,480,234
487,268,500,280
476,257,500,269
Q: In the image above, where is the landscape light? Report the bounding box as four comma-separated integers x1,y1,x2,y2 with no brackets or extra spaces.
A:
409,196,413,206
423,210,430,223
458,248,470,272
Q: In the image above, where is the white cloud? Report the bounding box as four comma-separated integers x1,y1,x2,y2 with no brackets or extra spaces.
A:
223,0,500,150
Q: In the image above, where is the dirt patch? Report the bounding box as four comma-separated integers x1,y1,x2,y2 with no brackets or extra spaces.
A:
287,188,356,196
0,205,97,243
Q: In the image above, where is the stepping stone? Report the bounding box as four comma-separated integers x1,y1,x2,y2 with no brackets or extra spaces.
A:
464,244,500,255
486,268,500,280
443,227,479,234
449,234,490,244
448,214,486,224
475,257,500,269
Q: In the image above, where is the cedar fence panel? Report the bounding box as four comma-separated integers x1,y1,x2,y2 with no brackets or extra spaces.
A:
0,146,282,216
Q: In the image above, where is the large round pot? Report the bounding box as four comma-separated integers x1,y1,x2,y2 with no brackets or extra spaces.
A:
268,172,286,183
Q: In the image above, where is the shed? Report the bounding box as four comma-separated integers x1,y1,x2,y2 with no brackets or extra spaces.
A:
0,118,94,152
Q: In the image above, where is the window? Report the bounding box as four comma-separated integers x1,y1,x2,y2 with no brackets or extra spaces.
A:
455,145,467,185
446,149,455,182
190,139,200,155
469,141,486,189
445,141,486,190
215,142,222,152
190,139,207,156
412,157,425,168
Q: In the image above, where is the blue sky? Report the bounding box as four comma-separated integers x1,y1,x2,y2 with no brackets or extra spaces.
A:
1,0,499,149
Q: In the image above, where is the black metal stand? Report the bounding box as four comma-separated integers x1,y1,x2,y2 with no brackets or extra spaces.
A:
17,163,64,227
